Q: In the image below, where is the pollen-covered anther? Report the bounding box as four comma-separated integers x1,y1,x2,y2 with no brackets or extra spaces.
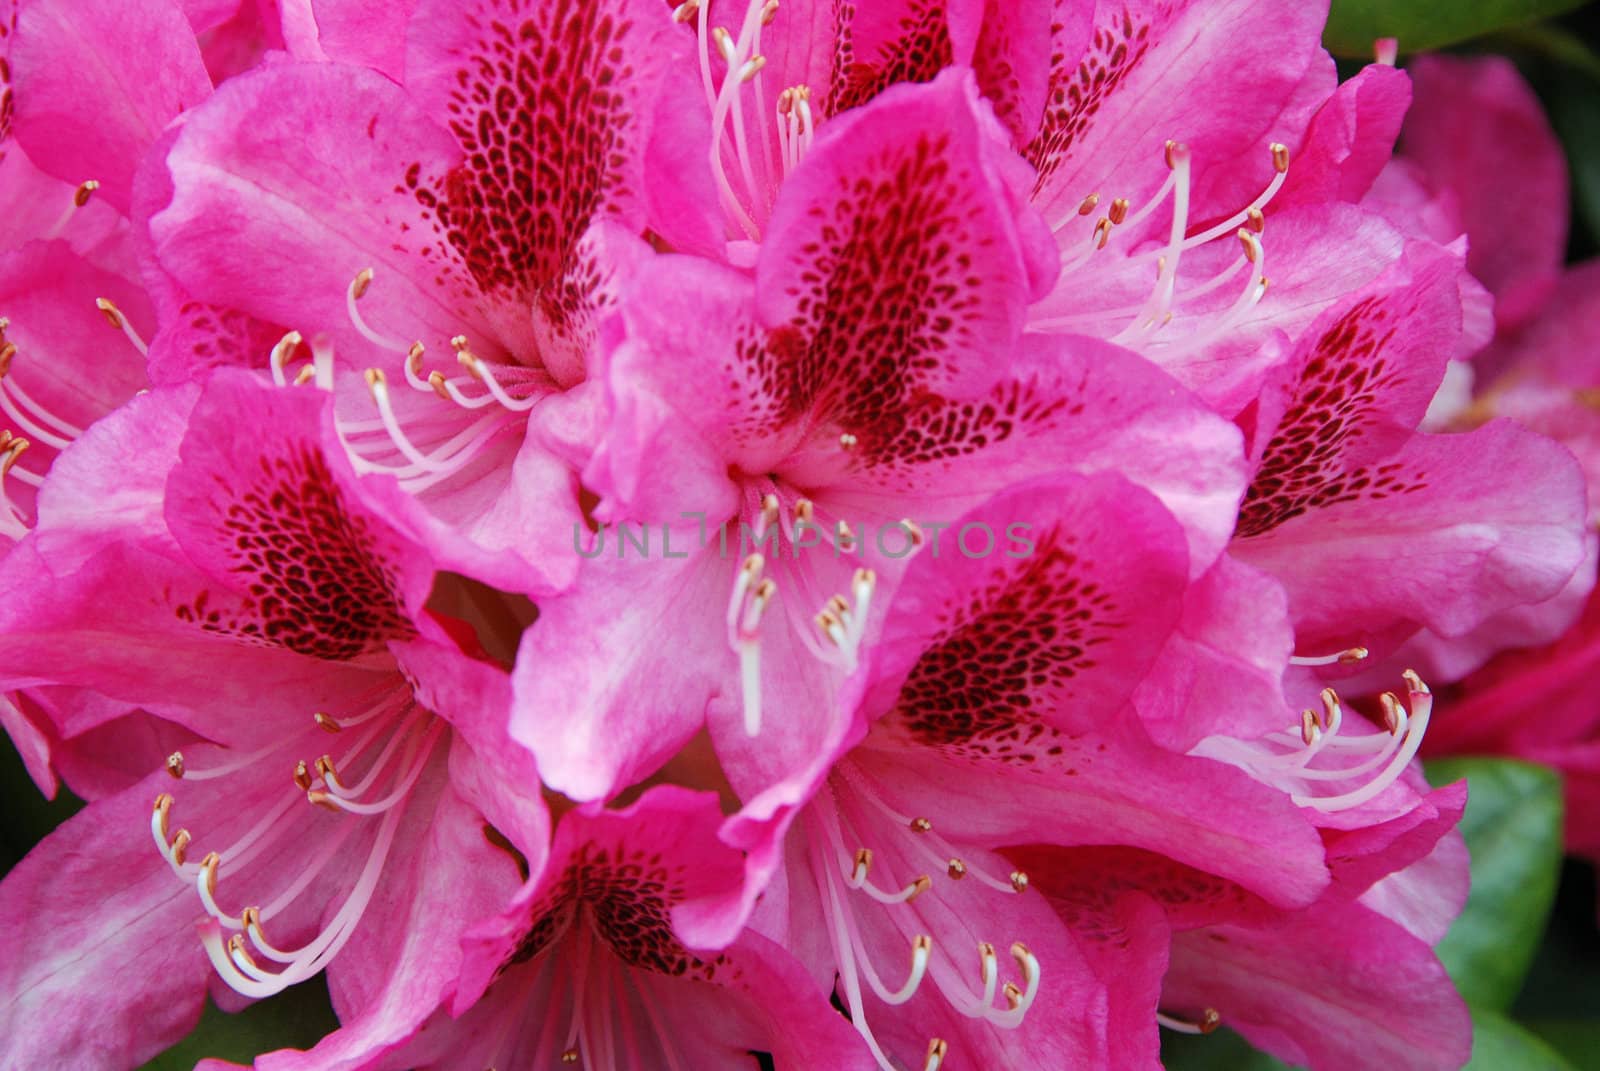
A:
1,436,28,476
293,760,312,791
1239,228,1259,263
153,793,174,838
851,847,873,883
171,829,192,867
738,54,767,82
1300,709,1318,746
306,789,343,812
908,874,933,901
268,330,305,386
1093,217,1112,249
1165,139,1190,169
199,851,221,897
1271,142,1291,173
923,1038,949,1071
760,0,779,22
0,341,15,378
1380,691,1404,734
1246,206,1266,233
351,267,374,301
166,751,186,779
95,298,149,356
74,180,100,207
671,0,698,21
1077,192,1100,216
1109,197,1130,225
1009,870,1029,894
947,858,967,880
314,711,342,734
560,1051,579,1065
839,431,858,449
909,816,933,833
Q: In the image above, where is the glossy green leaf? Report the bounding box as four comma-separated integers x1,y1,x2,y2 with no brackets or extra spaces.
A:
1324,0,1590,57
1466,1007,1579,1070
1521,1021,1600,1071
1426,758,1565,1010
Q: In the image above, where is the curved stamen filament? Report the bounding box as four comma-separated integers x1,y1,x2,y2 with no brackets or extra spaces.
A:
200,802,403,997
1289,645,1369,667
95,298,148,357
1158,1008,1222,1035
45,180,100,239
836,761,1028,896
1197,673,1434,812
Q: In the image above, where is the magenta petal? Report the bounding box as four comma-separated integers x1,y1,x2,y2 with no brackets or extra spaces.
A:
0,771,210,1070
1403,54,1567,330
1279,61,1411,208
1135,555,1294,750
863,471,1191,727
758,68,1044,404
152,60,466,350
1164,900,1470,1071
509,544,732,802
11,0,210,214
1237,419,1587,644
1026,0,1330,229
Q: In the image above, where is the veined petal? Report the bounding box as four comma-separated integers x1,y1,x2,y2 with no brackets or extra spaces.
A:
10,0,210,215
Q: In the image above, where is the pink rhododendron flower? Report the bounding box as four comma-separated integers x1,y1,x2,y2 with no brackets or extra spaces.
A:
306,787,876,1070
0,371,544,1068
2,1,1594,1069
0,0,228,797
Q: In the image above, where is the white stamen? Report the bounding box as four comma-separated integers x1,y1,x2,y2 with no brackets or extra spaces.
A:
95,298,148,356
1289,645,1370,667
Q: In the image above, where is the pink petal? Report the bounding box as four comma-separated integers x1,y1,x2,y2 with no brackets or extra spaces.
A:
1164,899,1470,1070
758,68,1049,406
0,771,211,1069
10,0,210,215
1403,55,1567,331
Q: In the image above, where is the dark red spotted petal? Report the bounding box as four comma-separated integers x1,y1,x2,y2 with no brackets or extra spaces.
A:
1023,0,1327,231
405,0,696,357
755,69,1047,446
971,0,1057,148
823,0,982,116
453,787,747,1011
862,471,1189,737
165,374,431,662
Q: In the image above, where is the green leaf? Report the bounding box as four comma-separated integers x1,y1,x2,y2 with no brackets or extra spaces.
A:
1323,0,1590,57
1520,1021,1600,1071
1425,758,1564,1010
1466,1007,1579,1070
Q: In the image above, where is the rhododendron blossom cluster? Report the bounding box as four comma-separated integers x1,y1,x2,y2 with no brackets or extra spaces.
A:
0,1,1590,1070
